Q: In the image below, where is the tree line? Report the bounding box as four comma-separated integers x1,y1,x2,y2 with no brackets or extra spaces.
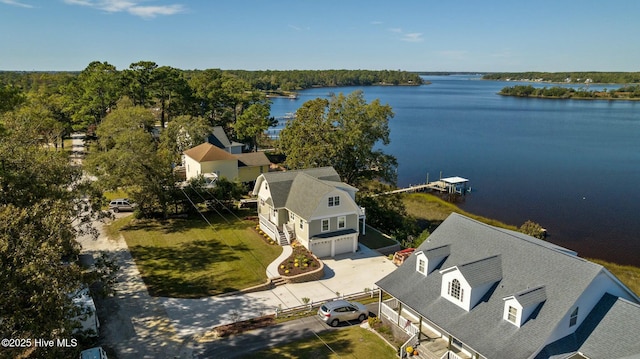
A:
499,84,640,99
484,71,640,84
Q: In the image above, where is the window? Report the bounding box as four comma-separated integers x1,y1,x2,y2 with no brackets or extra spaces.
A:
418,259,425,273
570,307,579,327
289,212,295,220
321,219,329,232
328,196,340,207
507,306,517,323
338,216,346,229
299,219,303,230
448,279,463,301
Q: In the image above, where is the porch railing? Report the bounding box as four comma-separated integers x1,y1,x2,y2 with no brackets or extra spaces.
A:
258,213,278,241
284,223,295,244
440,351,464,359
381,299,420,336
399,333,418,358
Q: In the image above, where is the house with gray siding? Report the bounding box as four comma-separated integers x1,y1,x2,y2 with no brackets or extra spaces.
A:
252,167,365,257
376,213,640,359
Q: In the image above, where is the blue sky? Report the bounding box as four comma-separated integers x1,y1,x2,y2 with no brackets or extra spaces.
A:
1,0,638,72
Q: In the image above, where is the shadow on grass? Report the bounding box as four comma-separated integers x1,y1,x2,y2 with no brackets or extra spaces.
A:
119,210,255,234
129,239,252,298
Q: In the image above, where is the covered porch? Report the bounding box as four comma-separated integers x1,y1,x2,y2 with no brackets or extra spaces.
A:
379,296,474,359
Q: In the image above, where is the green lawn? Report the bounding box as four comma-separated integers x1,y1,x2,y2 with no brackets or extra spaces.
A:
109,212,282,298
359,225,398,249
241,326,397,359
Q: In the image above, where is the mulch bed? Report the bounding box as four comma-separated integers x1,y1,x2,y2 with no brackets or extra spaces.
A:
277,244,320,276
207,315,276,338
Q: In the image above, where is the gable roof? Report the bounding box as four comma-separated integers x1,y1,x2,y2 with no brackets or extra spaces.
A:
235,152,271,167
184,142,237,162
376,213,617,359
447,254,503,287
207,126,243,149
258,167,356,219
509,286,547,308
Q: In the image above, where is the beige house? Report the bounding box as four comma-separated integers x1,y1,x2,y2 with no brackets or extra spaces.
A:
252,167,366,258
183,142,270,183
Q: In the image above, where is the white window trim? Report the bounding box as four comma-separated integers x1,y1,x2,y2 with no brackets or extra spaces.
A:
570,307,579,327
337,216,346,229
507,306,517,323
321,219,330,232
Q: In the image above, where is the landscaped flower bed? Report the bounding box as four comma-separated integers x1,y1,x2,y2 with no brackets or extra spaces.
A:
278,241,320,276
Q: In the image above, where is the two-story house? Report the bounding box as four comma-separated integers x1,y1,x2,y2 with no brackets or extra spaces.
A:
376,213,640,359
252,167,366,258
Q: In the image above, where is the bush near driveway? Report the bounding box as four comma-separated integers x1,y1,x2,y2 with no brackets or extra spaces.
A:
111,212,282,298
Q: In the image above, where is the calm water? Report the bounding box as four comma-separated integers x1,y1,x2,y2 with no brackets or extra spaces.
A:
270,76,640,266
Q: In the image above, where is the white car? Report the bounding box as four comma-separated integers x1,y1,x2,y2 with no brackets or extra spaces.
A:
317,300,369,327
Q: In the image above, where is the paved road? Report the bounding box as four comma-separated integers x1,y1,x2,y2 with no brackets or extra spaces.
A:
196,303,379,358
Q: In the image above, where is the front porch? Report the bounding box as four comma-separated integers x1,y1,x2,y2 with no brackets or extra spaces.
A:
379,297,472,359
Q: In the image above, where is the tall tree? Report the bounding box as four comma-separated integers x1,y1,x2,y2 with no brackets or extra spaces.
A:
152,66,191,128
0,113,106,358
85,99,174,217
124,60,158,107
160,114,212,163
234,101,275,151
279,91,397,186
66,61,121,130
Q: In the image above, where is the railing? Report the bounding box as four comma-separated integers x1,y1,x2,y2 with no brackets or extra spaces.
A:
440,351,464,359
380,300,420,335
399,333,418,358
258,214,278,241
274,289,380,318
284,223,295,244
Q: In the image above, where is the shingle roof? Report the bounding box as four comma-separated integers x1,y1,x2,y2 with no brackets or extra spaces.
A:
537,294,640,359
207,126,243,149
183,142,237,162
452,254,503,287
376,213,610,359
512,286,547,308
424,244,450,259
258,167,350,219
235,152,271,167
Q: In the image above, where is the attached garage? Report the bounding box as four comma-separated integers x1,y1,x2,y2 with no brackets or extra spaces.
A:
334,235,356,256
310,240,332,258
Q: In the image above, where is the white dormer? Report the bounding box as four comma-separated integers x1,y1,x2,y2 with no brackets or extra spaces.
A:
415,245,450,276
440,255,502,311
502,286,547,327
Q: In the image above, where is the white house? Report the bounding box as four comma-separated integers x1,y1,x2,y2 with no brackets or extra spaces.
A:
252,167,366,258
183,142,271,184
376,213,640,359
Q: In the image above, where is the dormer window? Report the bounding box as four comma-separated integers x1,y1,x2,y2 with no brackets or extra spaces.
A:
448,279,464,301
328,196,340,207
417,258,425,274
507,306,518,323
570,307,579,327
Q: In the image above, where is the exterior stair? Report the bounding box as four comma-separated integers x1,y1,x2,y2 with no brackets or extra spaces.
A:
277,230,288,246
271,277,287,287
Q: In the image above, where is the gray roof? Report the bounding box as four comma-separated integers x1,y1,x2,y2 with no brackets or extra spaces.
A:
451,254,503,287
260,167,347,219
376,213,616,359
537,294,640,359
423,244,450,259
512,286,547,308
207,126,243,149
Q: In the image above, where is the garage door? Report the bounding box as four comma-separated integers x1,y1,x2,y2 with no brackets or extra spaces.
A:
311,240,332,258
334,236,355,256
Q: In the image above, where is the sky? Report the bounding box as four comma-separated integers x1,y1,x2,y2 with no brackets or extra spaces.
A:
1,0,639,72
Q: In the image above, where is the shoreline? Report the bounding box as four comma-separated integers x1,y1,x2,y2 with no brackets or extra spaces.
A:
497,93,640,101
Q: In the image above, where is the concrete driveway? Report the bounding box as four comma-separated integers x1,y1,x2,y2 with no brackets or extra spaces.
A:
160,244,397,338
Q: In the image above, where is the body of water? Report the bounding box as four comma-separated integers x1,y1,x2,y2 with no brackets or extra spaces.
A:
269,76,640,266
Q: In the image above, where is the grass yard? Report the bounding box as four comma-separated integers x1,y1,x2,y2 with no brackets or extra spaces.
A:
402,192,518,231
108,212,282,298
359,225,398,249
240,326,397,359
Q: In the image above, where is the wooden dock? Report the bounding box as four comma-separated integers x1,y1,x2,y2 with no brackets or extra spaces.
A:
377,176,471,196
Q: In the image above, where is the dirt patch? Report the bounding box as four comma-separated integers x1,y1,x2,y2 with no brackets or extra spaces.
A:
200,315,276,341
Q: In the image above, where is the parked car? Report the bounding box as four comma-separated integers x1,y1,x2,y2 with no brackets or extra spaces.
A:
317,300,369,327
80,346,108,359
108,198,135,213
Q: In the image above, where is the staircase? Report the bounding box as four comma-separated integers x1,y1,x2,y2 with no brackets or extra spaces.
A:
271,277,287,287
277,229,289,246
